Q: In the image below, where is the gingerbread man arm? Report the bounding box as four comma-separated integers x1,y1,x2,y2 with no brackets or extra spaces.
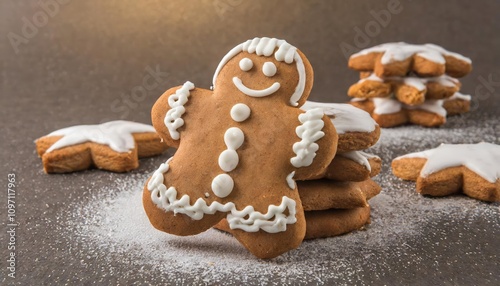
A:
151,81,196,148
292,109,338,180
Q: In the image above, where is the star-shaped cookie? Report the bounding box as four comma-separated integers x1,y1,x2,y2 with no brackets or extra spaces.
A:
350,97,448,128
392,142,500,202
36,120,168,173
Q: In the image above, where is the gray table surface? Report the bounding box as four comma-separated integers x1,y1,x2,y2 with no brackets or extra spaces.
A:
1,0,499,285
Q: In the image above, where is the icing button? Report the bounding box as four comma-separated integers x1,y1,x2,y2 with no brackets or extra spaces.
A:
218,149,239,172
230,103,251,122
224,127,245,150
211,174,234,198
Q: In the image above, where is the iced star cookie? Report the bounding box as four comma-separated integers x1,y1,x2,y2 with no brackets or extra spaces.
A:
443,92,471,115
348,73,461,105
392,143,500,202
143,37,338,259
301,101,380,152
35,120,168,173
349,42,472,78
350,97,447,128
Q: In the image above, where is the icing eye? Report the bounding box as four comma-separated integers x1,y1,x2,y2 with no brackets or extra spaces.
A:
262,62,277,77
239,58,253,71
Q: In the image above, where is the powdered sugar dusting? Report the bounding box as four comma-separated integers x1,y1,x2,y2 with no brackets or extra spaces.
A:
63,115,499,284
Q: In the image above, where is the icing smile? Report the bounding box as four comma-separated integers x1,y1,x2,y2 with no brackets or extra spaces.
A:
232,77,280,97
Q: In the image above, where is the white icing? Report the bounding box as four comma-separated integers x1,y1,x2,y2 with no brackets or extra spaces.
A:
395,143,500,183
211,174,234,198
291,108,325,168
148,159,297,233
164,81,195,140
301,101,377,134
262,62,277,77
213,37,306,106
339,151,380,172
371,97,446,117
223,127,244,150
239,57,253,71
230,103,251,122
215,127,244,195
359,73,384,83
232,77,280,98
430,75,460,88
406,100,446,117
44,120,156,153
351,42,471,65
358,73,459,91
218,150,239,172
403,77,426,91
424,43,472,64
372,98,402,115
286,171,295,190
445,92,471,102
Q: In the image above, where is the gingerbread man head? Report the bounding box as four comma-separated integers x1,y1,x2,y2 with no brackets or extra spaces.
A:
212,37,314,107
144,37,337,259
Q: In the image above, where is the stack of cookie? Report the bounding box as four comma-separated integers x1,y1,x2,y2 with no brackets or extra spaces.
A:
216,101,383,240
347,42,472,127
296,101,383,239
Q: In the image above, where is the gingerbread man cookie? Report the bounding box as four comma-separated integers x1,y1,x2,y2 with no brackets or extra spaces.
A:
36,120,167,173
392,143,500,202
143,37,337,259
349,42,472,78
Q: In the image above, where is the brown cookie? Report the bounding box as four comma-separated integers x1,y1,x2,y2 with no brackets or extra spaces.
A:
442,92,471,116
35,120,167,173
392,143,500,202
215,206,371,240
350,97,447,128
349,73,461,105
301,101,380,152
303,206,371,239
348,73,392,98
349,42,472,78
297,179,381,210
321,151,381,182
143,37,338,259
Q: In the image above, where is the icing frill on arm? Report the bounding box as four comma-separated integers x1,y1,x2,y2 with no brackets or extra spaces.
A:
290,108,325,168
164,81,195,140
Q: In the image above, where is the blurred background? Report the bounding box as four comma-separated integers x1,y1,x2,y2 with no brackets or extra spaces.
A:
1,0,499,132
